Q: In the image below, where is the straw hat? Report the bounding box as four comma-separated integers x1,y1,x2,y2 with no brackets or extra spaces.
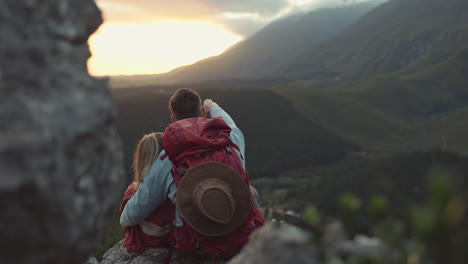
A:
176,162,251,237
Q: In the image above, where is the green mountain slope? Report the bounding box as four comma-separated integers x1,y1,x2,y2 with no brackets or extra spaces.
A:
276,40,468,152
275,86,412,151
286,0,468,84
259,150,468,215
419,107,468,152
274,0,468,152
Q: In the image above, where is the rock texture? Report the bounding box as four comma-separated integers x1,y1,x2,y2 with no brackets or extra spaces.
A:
85,257,100,264
99,222,393,264
0,0,124,264
323,222,388,262
100,224,318,264
227,223,318,264
100,240,222,264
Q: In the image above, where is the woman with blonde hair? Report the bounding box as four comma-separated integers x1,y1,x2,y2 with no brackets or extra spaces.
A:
120,132,175,253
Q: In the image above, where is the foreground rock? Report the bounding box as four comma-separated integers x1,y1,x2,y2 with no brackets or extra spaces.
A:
0,0,124,263
323,221,388,262
85,257,100,264
100,223,317,264
99,222,394,264
228,223,318,264
100,240,221,264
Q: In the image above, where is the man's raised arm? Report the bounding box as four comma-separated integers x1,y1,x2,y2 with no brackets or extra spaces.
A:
120,150,175,227
204,99,246,168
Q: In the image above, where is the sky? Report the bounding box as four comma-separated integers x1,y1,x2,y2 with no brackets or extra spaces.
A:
88,0,369,76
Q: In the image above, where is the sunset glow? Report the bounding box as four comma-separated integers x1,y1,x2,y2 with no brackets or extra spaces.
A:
88,21,242,76
88,0,348,76
288,0,315,6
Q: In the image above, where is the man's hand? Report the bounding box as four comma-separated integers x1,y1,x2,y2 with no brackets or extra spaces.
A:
140,221,170,237
203,99,219,113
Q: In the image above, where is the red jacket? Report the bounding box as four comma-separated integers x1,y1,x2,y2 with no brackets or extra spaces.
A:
120,184,175,253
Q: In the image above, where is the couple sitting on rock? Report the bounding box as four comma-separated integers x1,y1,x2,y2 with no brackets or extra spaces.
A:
119,88,264,261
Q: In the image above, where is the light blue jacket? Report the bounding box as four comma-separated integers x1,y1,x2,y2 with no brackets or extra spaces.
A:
120,107,246,227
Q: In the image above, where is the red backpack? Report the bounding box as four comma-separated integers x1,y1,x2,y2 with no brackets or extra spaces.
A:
162,117,264,260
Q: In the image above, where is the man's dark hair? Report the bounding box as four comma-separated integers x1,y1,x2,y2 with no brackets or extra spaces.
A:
169,88,202,120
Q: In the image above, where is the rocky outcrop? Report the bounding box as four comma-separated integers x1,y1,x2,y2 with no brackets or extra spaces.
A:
98,222,393,264
0,1,124,264
227,223,318,264
323,222,387,262
227,222,386,264
100,240,221,264
99,224,317,264
85,257,100,264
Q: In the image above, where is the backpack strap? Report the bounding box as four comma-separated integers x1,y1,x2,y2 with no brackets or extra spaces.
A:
176,168,187,176
230,143,240,152
228,142,244,160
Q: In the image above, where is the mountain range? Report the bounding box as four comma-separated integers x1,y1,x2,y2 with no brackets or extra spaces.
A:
112,0,468,88
111,1,383,87
112,0,468,153
285,0,468,84
276,0,468,151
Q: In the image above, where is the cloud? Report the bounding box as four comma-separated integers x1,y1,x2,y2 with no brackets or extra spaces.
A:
297,0,366,10
95,0,377,36
97,0,289,21
213,12,271,37
203,0,289,15
95,0,288,36
212,4,301,36
96,0,215,23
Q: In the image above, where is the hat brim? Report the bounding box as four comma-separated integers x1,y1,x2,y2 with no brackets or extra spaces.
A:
176,162,251,237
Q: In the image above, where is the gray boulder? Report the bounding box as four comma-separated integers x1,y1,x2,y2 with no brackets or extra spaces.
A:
0,0,124,264
323,222,391,264
85,256,100,264
228,223,318,264
100,240,221,264
99,223,319,264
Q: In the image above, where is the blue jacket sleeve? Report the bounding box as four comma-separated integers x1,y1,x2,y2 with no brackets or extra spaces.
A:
210,107,246,169
120,150,174,227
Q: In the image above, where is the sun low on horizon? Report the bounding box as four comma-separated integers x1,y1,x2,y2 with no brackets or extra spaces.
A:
88,21,242,76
